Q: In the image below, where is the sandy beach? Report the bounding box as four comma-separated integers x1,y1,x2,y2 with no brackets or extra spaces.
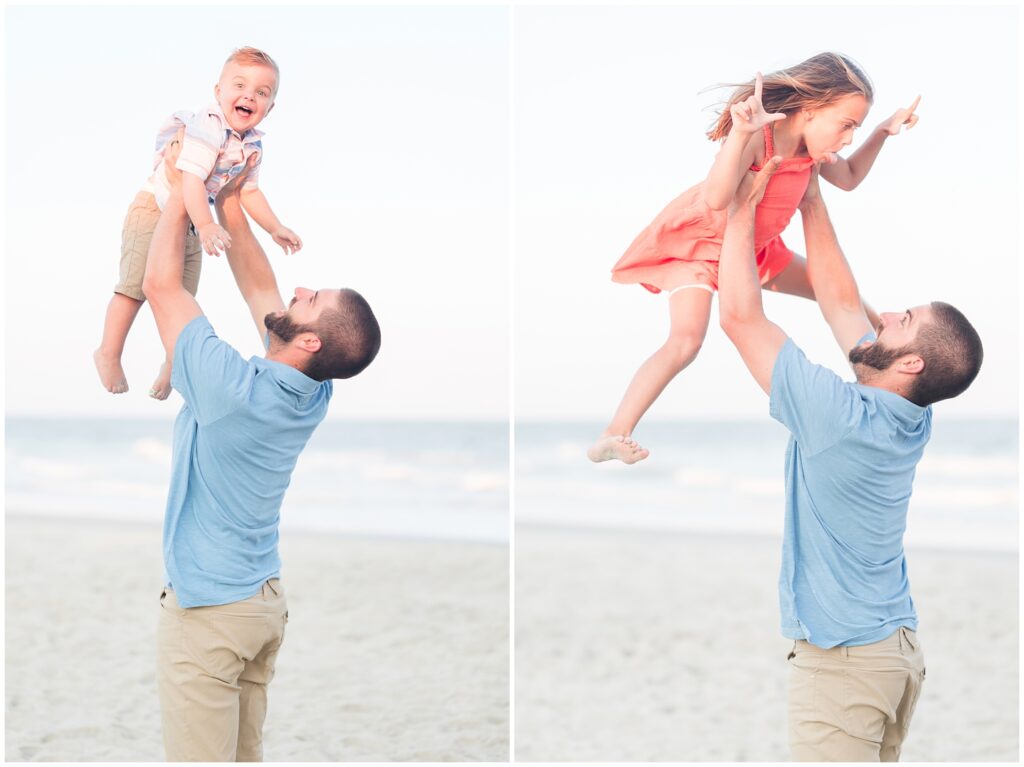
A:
5,515,509,762
514,525,1018,762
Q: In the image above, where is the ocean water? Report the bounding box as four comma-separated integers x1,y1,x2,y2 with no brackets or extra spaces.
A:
516,419,1019,553
7,417,1017,551
5,417,509,543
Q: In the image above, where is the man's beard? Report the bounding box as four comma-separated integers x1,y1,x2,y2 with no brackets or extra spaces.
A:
264,310,314,343
848,339,912,371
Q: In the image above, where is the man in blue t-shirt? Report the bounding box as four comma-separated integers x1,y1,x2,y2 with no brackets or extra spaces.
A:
142,139,381,761
717,158,982,761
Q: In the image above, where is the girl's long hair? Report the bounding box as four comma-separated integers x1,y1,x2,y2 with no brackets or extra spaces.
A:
707,52,873,141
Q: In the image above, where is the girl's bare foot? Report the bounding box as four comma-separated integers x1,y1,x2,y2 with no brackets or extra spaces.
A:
93,349,129,394
149,361,173,400
587,435,650,464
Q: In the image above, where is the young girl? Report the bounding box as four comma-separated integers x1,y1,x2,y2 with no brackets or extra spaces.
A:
588,52,920,464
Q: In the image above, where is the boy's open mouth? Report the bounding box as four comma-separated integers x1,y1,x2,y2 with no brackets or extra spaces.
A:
235,105,254,117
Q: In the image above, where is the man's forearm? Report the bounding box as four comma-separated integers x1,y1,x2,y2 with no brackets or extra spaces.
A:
215,194,283,337
143,195,189,294
717,202,765,326
717,178,789,395
799,197,862,312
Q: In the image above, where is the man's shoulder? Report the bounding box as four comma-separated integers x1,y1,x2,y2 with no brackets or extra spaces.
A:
176,316,250,375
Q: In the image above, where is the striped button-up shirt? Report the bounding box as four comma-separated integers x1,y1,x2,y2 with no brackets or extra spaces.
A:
143,103,264,209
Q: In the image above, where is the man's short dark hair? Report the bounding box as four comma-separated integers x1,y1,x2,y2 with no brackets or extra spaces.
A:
908,302,983,407
303,289,381,382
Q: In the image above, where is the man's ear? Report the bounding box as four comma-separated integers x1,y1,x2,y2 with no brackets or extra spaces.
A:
898,354,924,375
296,332,321,354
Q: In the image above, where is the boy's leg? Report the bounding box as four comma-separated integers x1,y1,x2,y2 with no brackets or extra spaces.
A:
94,292,144,393
97,192,160,393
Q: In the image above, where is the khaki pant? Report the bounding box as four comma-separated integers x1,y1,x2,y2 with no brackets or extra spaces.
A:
788,626,926,762
157,580,288,762
115,191,202,301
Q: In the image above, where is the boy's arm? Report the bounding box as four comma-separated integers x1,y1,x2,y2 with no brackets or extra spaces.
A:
215,157,287,343
176,149,231,256
142,139,203,360
820,96,920,191
240,188,303,255
717,158,789,394
798,169,873,356
705,72,787,211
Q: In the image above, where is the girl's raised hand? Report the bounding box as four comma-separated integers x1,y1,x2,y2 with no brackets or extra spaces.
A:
880,95,921,136
730,72,787,135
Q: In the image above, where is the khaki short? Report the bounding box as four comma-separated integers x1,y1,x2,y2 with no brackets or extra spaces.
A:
157,580,288,762
788,626,926,762
115,191,202,301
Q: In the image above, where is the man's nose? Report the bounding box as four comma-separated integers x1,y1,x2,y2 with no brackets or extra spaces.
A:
294,287,313,300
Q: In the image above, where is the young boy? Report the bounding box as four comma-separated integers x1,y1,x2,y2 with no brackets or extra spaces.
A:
94,46,301,399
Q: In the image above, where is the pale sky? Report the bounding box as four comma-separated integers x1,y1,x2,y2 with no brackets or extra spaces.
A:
5,5,509,421
514,4,1019,422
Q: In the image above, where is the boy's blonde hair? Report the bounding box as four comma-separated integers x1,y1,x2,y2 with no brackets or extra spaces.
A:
707,52,873,141
223,46,280,92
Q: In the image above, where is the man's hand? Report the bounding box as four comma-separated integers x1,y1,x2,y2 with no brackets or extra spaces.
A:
799,165,823,209
271,226,303,255
730,72,788,136
218,151,259,200
729,155,782,214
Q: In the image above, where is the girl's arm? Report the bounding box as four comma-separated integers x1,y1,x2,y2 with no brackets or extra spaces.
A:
182,172,231,256
820,96,920,191
705,72,786,211
241,188,303,255
704,129,762,211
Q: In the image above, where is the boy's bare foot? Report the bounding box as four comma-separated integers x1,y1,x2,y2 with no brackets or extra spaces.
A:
149,361,172,400
93,349,129,394
587,435,650,464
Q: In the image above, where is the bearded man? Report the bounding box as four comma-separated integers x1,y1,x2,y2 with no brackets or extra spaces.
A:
716,158,982,762
143,136,381,761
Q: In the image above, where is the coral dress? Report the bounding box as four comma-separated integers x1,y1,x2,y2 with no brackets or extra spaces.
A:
611,125,815,293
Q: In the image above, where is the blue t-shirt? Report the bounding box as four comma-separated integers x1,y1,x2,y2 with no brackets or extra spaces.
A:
164,316,332,607
769,336,931,648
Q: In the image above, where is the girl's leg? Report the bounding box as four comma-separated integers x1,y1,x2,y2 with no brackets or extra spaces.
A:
588,285,714,463
94,292,144,393
763,252,881,330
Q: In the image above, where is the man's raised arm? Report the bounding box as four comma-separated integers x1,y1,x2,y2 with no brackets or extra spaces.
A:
214,154,286,345
717,158,789,394
798,170,873,356
141,138,203,362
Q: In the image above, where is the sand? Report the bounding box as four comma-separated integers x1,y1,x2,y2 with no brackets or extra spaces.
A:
5,515,509,762
514,525,1018,762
